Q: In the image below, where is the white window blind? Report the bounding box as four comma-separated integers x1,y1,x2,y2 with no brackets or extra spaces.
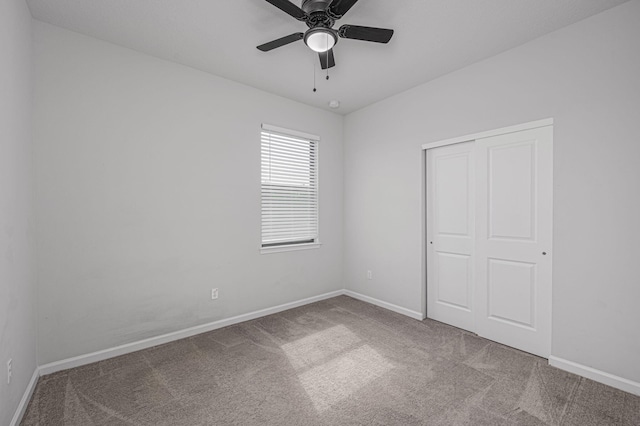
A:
261,125,319,248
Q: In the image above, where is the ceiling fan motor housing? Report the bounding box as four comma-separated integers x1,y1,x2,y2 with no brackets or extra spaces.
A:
301,0,336,29
301,0,332,15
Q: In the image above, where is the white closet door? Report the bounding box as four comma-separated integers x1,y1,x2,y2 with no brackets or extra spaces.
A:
475,126,553,358
427,142,475,332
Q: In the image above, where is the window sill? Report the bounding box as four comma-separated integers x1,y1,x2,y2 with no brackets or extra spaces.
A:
260,242,322,255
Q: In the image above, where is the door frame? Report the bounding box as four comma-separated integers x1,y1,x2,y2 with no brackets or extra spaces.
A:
420,118,553,323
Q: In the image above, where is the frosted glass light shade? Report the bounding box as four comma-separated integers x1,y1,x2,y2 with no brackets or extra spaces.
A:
305,29,336,53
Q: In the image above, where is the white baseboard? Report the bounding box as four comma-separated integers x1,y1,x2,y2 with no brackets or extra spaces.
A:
343,290,424,320
549,356,640,396
10,367,40,426
39,290,343,376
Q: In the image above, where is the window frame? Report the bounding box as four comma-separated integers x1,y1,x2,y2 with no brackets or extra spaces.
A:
260,123,321,254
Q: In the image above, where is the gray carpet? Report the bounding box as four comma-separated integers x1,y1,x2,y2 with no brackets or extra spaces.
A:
21,296,640,425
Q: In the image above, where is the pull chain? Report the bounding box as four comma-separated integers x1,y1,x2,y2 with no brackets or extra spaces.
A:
313,60,316,92
326,37,330,81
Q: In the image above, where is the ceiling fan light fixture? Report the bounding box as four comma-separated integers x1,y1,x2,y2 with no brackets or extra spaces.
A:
304,28,336,53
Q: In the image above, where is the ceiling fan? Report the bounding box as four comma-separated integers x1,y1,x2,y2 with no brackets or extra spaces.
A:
257,0,394,70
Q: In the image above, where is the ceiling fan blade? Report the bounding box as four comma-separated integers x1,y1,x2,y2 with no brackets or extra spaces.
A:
329,0,360,18
257,33,304,52
319,49,336,70
338,25,394,43
264,0,307,20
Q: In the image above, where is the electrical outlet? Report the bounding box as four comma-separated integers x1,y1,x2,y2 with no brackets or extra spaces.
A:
367,270,373,280
211,288,219,300
7,359,12,385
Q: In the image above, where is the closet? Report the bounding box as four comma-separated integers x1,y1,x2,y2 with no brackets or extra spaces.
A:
425,122,553,357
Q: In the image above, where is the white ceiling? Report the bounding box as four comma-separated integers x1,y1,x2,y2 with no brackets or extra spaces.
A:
26,0,628,114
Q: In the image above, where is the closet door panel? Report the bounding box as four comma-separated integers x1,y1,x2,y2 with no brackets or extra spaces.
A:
475,126,553,358
426,142,475,332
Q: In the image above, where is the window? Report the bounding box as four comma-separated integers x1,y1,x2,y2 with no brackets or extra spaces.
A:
261,124,319,252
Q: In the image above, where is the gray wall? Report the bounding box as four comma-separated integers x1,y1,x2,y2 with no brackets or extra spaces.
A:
0,0,36,424
33,23,344,365
344,1,640,384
